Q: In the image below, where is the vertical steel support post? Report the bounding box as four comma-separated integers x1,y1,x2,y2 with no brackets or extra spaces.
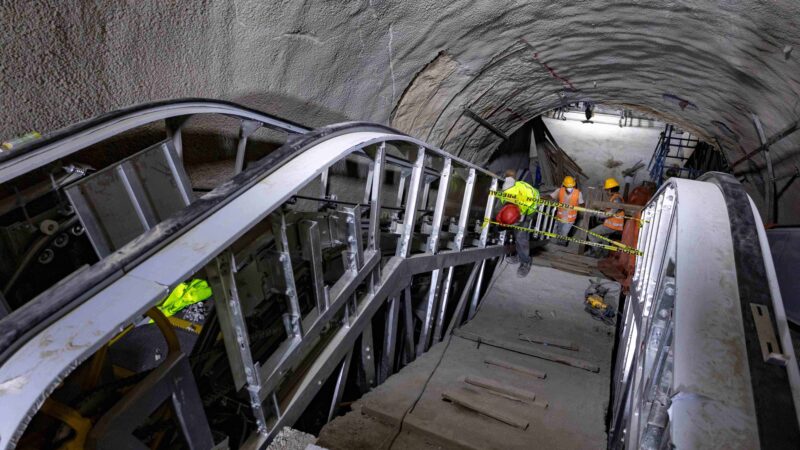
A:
207,251,269,435
320,168,330,199
379,294,401,383
299,220,328,313
165,116,189,159
402,285,415,364
327,351,353,423
752,114,777,223
343,206,364,271
274,212,303,338
433,168,476,342
234,120,263,174
533,204,544,238
418,158,452,352
479,178,498,247
396,171,409,208
468,260,487,320
397,146,426,258
467,177,499,319
360,321,376,390
366,143,386,294
363,161,375,205
367,143,386,254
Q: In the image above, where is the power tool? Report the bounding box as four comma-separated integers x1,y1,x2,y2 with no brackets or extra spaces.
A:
584,279,617,325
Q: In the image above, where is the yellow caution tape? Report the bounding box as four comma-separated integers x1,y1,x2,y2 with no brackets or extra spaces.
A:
489,190,647,223
483,217,643,256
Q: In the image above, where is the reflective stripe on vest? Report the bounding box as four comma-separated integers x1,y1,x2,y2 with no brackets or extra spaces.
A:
557,187,580,223
604,192,625,231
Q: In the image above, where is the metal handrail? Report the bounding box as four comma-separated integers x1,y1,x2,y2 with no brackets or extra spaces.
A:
608,173,800,449
0,110,505,448
0,98,309,183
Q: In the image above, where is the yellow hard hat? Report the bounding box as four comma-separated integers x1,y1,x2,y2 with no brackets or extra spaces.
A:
562,176,576,188
604,178,620,189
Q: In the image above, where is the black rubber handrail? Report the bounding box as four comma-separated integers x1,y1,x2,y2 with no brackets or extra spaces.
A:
0,98,309,164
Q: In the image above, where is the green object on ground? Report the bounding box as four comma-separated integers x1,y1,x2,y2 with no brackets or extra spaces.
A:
157,279,212,318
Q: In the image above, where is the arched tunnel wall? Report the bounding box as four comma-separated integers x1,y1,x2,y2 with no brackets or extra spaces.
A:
3,1,800,222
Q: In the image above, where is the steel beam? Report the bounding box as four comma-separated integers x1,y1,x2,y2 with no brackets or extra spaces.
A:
327,351,353,423
418,158,452,353
234,119,263,174
752,114,777,223
397,147,426,258
206,251,269,434
379,294,401,383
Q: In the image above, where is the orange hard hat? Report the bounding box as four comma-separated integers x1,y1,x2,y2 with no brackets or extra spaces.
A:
496,204,521,225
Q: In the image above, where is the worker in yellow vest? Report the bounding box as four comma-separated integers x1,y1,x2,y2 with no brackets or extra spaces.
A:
548,176,584,246
500,169,540,277
587,178,625,257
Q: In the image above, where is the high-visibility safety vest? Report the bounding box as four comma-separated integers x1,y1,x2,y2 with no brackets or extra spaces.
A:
604,193,625,231
502,181,540,216
557,187,581,223
157,279,213,318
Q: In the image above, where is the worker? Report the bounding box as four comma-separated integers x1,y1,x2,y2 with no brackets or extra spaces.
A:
548,176,584,246
586,178,625,257
499,169,540,277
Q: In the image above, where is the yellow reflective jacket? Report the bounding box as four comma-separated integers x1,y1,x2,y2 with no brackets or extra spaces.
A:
157,279,213,318
501,180,540,215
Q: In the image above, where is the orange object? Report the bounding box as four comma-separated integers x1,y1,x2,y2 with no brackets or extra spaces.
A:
598,183,655,293
557,187,581,223
496,204,521,225
603,192,625,231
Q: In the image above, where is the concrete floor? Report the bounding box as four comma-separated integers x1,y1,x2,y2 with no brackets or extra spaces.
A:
317,258,618,450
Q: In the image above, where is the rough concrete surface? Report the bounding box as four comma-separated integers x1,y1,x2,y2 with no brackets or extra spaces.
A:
3,2,800,221
319,261,617,449
267,427,317,450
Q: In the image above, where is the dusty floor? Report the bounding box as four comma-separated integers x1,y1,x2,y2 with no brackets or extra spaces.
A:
316,254,618,450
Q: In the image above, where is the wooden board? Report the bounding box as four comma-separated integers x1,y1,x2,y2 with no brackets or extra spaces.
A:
442,389,530,430
484,357,547,379
464,375,537,402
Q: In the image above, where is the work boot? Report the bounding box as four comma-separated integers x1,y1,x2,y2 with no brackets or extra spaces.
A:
506,254,519,265
517,263,531,278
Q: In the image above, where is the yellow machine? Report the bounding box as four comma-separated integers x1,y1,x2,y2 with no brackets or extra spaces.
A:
584,280,617,325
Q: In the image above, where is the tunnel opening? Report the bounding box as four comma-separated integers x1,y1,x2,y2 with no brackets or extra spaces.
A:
2,2,800,448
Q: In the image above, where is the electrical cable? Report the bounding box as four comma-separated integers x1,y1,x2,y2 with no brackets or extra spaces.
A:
383,333,454,449
383,259,508,448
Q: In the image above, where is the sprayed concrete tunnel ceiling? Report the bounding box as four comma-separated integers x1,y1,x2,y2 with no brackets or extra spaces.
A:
2,1,800,218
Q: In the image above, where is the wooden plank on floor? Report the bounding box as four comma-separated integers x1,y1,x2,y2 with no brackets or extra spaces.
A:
454,329,600,373
442,388,530,430
484,357,547,379
464,375,537,402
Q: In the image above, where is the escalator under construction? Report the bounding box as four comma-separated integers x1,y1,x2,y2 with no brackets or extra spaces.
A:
0,100,796,449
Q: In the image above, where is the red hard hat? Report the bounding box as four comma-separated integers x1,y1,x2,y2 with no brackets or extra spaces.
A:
496,204,521,225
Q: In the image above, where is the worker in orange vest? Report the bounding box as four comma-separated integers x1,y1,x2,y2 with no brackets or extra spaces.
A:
587,178,625,257
548,176,584,246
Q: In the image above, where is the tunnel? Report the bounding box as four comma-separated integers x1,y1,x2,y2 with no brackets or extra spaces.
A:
0,2,799,449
